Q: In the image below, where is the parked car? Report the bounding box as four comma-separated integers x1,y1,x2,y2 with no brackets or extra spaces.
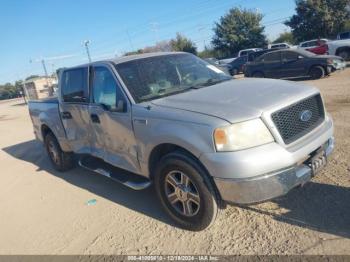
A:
28,52,334,231
245,49,346,79
204,58,231,75
337,31,350,40
268,42,291,49
218,57,236,64
238,48,262,57
247,48,281,62
228,55,248,75
327,39,350,61
298,39,329,55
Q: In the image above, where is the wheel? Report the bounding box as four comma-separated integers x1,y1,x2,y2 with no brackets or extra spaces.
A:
45,132,74,171
231,68,239,76
252,71,264,78
309,66,325,80
154,151,219,231
338,50,350,61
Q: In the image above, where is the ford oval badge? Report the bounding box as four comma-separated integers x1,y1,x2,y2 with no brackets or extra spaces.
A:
300,110,312,122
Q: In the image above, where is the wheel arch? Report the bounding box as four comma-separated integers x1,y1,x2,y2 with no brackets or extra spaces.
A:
335,46,350,60
148,143,225,207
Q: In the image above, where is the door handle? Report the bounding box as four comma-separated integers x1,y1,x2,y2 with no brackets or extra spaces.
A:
90,114,100,123
61,111,72,119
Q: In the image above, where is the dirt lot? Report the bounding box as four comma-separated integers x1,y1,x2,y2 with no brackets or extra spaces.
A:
0,69,349,255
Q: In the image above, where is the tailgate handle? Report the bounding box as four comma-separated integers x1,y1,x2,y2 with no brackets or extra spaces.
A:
90,114,100,123
61,111,72,119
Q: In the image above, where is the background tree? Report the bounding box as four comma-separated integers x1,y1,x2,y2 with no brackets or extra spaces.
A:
212,7,267,58
285,0,350,42
273,32,297,44
170,33,197,54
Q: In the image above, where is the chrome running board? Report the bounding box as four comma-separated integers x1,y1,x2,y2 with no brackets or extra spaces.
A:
78,156,151,190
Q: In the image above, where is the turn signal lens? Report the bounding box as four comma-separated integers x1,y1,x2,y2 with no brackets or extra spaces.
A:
214,128,227,148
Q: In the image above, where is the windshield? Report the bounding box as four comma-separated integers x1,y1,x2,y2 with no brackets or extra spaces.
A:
114,53,231,103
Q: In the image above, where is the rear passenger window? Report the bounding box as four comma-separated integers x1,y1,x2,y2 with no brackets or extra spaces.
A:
282,51,299,61
263,52,280,62
61,68,88,102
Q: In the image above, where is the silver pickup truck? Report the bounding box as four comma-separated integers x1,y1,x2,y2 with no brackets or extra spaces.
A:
28,52,334,231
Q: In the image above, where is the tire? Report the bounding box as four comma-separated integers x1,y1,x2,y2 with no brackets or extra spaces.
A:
309,66,325,80
337,50,350,61
252,71,264,78
154,151,219,231
44,132,74,172
231,68,239,76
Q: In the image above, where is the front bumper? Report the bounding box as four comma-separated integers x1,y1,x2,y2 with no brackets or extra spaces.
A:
212,136,334,204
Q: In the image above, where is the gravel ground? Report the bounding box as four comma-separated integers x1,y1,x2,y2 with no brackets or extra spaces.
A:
0,69,349,255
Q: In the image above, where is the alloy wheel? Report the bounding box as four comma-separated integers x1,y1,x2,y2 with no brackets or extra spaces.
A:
164,170,200,217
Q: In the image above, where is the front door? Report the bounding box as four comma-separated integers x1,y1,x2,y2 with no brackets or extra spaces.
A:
262,51,282,78
59,67,91,154
88,64,141,174
280,51,306,78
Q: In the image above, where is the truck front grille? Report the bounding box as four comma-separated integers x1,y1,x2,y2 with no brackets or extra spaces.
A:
271,94,325,144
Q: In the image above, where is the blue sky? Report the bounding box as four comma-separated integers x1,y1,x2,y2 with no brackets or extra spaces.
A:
0,0,296,84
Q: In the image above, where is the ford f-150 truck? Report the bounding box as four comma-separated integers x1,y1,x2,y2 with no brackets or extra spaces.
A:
28,52,334,231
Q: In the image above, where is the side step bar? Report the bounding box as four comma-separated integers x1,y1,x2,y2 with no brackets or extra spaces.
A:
78,155,152,190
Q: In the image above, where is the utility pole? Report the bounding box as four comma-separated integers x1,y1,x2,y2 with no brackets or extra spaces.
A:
84,40,92,63
41,59,53,96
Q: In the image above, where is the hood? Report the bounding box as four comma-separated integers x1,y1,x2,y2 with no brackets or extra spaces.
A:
151,79,318,123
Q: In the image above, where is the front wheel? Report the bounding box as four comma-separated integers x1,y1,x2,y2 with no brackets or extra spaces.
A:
45,132,74,172
154,151,219,231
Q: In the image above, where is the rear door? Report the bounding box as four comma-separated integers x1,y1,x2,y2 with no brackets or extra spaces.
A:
262,51,282,78
280,50,306,78
59,67,91,154
88,64,140,174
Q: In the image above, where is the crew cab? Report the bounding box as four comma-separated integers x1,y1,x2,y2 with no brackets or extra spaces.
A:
28,52,334,231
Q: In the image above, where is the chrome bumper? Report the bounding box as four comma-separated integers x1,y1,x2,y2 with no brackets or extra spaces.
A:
214,137,334,204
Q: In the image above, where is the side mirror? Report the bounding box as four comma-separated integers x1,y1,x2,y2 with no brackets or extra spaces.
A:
110,100,125,113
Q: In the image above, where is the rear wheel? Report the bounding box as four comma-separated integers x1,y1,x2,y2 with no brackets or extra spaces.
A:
231,68,239,75
45,132,74,171
154,151,219,231
252,71,264,78
309,66,325,80
338,50,350,61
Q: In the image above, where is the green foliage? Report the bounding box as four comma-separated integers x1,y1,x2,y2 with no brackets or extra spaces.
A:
124,49,144,56
212,7,268,57
0,82,22,100
170,33,197,55
273,32,297,44
285,0,350,42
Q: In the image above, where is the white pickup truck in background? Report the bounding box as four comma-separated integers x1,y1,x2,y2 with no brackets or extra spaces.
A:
327,39,350,60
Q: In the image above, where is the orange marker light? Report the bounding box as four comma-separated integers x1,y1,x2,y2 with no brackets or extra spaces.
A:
214,129,227,146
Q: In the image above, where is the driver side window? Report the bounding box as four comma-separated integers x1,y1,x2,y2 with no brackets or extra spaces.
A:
92,66,126,110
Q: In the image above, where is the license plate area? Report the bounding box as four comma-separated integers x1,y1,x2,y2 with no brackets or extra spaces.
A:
306,149,327,176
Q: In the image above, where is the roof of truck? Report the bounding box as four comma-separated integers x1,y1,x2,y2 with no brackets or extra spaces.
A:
57,52,187,72
109,51,186,64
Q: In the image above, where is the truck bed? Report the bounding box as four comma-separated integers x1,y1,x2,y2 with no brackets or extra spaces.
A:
28,97,65,143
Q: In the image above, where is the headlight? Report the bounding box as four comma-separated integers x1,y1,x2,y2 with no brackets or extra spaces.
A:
214,119,274,151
